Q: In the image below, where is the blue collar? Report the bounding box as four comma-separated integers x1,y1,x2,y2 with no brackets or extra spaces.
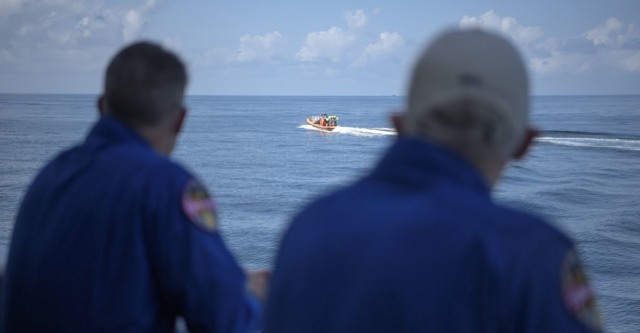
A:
84,115,151,151
371,136,491,196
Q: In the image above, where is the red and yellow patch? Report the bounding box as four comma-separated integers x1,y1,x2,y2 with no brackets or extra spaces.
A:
561,250,602,331
182,179,217,232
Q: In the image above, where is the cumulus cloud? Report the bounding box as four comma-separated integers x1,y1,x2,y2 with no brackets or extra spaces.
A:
460,11,640,75
291,8,411,83
122,0,158,41
460,10,543,44
122,10,144,41
296,8,407,66
345,9,367,30
296,26,357,62
459,10,549,73
0,0,160,74
296,9,374,63
541,18,640,74
233,31,287,63
584,18,640,50
585,18,624,47
355,32,406,66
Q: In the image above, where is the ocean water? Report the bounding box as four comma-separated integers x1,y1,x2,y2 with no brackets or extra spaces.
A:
0,94,639,332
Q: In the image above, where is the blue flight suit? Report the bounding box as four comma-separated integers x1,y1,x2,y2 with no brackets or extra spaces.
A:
265,137,602,333
2,116,260,332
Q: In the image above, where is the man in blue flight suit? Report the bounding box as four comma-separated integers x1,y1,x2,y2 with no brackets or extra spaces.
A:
265,29,603,332
2,42,266,332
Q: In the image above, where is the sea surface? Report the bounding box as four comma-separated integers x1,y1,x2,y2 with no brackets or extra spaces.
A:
1,94,639,332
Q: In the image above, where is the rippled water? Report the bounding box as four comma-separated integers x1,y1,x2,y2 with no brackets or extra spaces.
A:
1,94,638,332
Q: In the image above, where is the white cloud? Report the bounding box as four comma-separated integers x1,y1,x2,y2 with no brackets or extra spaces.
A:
0,0,160,74
292,8,412,83
460,11,640,75
122,0,159,41
620,51,640,71
548,19,640,74
0,0,26,17
1,0,158,47
122,9,144,41
189,7,408,87
460,10,543,44
296,9,376,63
355,32,405,66
233,31,286,63
585,18,624,47
296,26,357,62
584,18,640,51
345,9,367,30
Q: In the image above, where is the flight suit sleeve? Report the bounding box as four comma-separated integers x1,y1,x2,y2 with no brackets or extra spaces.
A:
146,177,261,333
514,230,603,333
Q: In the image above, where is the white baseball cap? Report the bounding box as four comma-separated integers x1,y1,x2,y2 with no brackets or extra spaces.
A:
405,28,530,151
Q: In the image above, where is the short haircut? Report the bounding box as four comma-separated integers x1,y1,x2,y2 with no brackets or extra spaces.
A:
103,41,187,127
407,96,518,159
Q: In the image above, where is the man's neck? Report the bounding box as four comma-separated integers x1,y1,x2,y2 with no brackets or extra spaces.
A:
136,126,175,156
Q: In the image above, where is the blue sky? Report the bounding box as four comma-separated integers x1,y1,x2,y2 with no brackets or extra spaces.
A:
0,0,638,95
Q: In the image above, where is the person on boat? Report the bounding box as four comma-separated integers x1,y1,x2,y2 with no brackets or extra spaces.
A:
2,42,267,333
264,28,602,333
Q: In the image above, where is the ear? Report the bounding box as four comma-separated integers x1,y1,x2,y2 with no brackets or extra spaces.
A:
512,127,538,160
390,113,405,136
173,107,187,135
97,96,106,115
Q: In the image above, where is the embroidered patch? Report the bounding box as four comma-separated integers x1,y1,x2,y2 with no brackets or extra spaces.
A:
561,250,602,331
182,179,217,232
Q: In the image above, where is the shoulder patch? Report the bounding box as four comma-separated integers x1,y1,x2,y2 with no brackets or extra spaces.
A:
182,179,217,232
561,250,602,331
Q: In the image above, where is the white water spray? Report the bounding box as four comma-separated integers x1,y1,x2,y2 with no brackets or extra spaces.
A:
299,125,396,137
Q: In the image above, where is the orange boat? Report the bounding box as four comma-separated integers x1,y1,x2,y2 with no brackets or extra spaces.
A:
306,114,338,131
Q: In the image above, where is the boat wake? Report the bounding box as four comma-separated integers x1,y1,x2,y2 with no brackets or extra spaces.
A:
300,126,640,150
299,125,396,137
537,131,640,152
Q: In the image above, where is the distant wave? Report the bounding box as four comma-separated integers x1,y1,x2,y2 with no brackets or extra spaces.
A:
540,130,640,139
299,125,396,137
537,130,640,152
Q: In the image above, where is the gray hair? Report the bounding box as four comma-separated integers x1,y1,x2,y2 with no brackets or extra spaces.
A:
404,94,522,160
103,41,187,127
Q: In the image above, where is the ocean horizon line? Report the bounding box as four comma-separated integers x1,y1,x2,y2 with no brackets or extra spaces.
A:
1,93,640,98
